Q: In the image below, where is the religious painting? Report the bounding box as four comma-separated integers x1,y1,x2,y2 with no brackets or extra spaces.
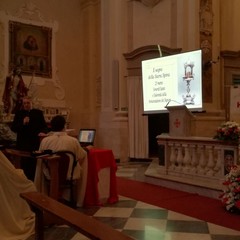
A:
9,21,52,78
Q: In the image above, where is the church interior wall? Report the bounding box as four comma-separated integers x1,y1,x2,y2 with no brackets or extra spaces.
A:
131,0,172,49
0,0,239,162
220,0,240,51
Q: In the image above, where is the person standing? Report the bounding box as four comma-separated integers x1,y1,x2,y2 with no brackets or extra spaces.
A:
11,96,48,180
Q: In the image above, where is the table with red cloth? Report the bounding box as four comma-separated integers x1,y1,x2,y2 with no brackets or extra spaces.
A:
84,148,119,206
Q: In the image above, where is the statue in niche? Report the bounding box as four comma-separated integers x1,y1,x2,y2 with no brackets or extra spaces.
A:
2,67,28,115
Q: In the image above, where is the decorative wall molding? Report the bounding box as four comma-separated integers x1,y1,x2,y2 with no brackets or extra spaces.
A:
80,0,100,9
123,45,182,76
200,0,213,103
0,1,65,105
53,68,65,100
134,0,162,8
14,2,46,22
0,25,4,84
199,0,213,35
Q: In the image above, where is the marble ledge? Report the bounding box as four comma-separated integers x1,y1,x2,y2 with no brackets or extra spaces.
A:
144,159,222,199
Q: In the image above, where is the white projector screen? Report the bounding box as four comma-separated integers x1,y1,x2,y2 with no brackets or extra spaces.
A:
141,49,203,114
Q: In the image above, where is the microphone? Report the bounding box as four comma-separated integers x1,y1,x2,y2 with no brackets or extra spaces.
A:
23,111,30,125
165,99,171,108
170,99,183,105
165,99,183,108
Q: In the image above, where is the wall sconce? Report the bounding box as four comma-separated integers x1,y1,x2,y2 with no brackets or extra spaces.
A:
203,56,220,70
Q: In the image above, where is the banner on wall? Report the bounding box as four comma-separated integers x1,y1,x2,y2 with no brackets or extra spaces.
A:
230,86,240,121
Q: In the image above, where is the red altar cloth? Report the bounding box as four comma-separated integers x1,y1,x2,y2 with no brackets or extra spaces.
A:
83,148,119,206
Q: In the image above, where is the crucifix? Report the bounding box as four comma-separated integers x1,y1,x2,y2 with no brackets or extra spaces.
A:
174,118,181,128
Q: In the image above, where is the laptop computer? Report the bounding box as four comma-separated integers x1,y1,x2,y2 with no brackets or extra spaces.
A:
78,129,96,147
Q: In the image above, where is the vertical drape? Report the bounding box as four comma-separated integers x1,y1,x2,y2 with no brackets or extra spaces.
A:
127,76,148,159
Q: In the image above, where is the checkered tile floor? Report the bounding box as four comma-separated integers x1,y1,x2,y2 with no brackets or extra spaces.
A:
28,162,240,240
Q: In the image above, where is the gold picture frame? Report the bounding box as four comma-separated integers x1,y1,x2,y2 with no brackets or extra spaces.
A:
9,21,52,78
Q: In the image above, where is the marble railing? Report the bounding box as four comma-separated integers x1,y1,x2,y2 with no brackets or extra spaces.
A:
148,134,240,190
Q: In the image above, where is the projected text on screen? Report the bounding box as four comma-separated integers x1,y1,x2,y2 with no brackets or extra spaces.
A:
141,49,202,114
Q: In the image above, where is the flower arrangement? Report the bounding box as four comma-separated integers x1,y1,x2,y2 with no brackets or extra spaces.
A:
214,121,240,142
220,165,240,212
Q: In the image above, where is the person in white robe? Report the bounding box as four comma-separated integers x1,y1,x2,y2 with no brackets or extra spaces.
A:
0,151,36,240
34,115,91,207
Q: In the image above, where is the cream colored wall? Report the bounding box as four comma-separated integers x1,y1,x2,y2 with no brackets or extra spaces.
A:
220,0,240,51
132,1,171,49
131,0,200,51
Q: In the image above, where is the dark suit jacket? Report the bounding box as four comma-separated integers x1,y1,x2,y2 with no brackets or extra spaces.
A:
11,108,48,151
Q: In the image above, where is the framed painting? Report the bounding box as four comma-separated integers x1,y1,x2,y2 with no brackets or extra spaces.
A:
9,21,52,78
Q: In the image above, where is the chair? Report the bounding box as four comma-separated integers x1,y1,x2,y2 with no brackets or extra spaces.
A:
42,151,78,208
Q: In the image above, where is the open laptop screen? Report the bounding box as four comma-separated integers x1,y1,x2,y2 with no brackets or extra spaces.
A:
78,129,96,146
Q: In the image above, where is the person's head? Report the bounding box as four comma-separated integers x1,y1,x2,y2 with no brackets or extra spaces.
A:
50,115,66,132
22,96,32,111
26,35,38,49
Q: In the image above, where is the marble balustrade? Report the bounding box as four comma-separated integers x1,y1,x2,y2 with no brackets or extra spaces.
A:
150,134,240,190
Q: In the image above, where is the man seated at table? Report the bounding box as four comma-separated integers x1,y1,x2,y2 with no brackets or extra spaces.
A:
34,115,92,207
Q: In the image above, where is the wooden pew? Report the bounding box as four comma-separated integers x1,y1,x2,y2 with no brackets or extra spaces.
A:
37,154,62,200
3,149,61,200
20,192,134,240
3,148,32,168
3,149,77,207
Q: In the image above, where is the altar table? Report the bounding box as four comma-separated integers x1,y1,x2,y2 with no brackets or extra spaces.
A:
84,148,119,206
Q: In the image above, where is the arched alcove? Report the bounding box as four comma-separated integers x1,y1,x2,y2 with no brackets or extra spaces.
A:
124,45,182,76
124,45,182,158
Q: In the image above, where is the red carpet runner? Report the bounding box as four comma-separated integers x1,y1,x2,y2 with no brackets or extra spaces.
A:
117,177,240,231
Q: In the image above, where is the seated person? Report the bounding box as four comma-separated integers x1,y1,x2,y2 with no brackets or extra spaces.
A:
0,150,36,240
34,115,92,207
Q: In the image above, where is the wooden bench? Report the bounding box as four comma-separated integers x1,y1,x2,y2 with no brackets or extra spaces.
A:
20,192,134,240
3,149,63,201
3,148,32,168
3,149,78,207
